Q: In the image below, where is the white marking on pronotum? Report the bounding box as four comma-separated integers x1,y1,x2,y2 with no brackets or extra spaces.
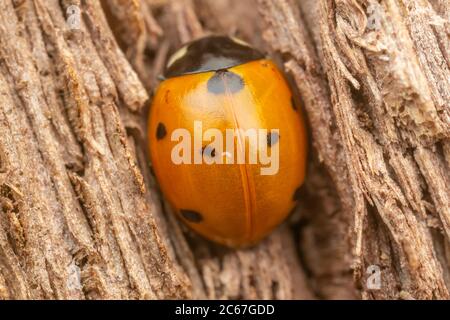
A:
230,36,251,47
166,45,189,69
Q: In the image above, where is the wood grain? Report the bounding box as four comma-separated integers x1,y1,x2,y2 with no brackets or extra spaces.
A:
0,0,448,299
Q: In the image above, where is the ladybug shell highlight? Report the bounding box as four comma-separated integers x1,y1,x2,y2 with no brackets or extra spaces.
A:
148,35,307,247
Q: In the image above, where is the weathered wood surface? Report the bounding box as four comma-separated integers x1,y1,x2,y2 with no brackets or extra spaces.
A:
0,0,448,299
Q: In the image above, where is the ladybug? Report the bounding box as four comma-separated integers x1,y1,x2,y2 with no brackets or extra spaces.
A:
148,35,307,247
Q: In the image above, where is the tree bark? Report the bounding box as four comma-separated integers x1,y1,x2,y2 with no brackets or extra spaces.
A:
0,0,448,300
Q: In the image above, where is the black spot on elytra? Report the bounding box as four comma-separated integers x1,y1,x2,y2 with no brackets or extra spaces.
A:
293,186,302,201
201,145,216,157
207,70,244,95
267,131,279,147
180,209,203,223
156,122,167,140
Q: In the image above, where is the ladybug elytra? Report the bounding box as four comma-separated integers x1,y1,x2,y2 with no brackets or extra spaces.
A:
148,35,307,247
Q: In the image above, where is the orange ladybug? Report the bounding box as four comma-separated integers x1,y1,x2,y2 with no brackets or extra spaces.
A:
148,35,307,247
